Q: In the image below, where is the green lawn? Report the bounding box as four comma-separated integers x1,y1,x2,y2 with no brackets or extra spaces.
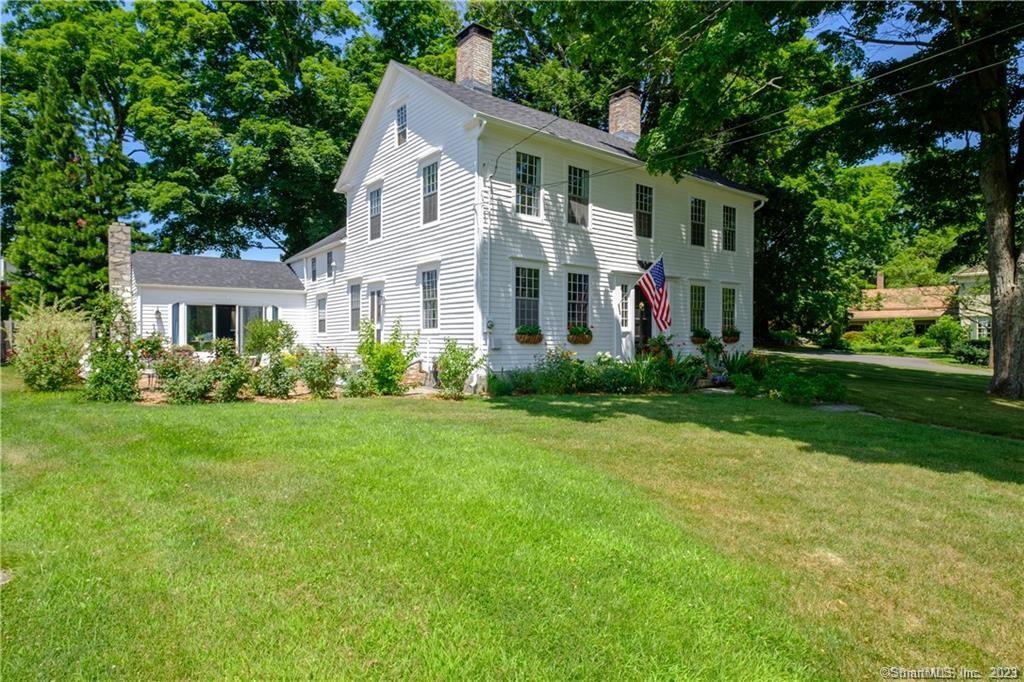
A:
774,355,1021,439
2,368,1022,679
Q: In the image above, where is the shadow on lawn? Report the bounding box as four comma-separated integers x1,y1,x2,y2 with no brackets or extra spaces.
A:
487,392,1024,485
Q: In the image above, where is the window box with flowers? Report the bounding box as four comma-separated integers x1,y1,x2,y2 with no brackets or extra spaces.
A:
722,326,741,344
690,326,711,346
515,325,544,344
567,324,593,345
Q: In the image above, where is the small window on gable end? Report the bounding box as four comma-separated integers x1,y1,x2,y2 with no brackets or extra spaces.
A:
422,162,438,224
396,105,407,145
327,251,335,277
310,256,317,281
369,187,382,240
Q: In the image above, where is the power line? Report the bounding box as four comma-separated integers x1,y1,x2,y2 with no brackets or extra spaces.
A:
533,53,1019,190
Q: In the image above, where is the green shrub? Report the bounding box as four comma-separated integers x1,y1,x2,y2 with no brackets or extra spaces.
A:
775,373,815,405
662,354,705,393
244,319,297,356
84,294,141,402
811,374,847,403
436,338,483,399
768,329,799,347
162,359,215,404
154,346,195,383
532,348,586,394
926,315,967,353
343,368,377,397
732,374,761,397
12,298,90,391
814,325,849,350
297,350,341,398
914,335,938,349
211,357,252,402
861,319,915,346
254,356,297,399
722,351,755,376
134,332,165,363
488,368,538,396
952,339,989,366
356,320,418,395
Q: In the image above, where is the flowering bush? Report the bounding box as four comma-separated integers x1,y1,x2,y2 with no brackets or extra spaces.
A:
297,349,342,398
254,356,297,399
244,319,297,357
435,338,483,399
13,298,90,391
84,294,141,402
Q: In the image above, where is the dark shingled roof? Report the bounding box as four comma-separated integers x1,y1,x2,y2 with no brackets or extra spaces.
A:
132,251,304,291
394,62,764,197
288,227,346,261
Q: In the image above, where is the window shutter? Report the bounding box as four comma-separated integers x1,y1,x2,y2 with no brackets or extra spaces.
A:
171,303,180,344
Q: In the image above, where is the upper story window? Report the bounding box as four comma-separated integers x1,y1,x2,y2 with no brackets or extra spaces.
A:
567,165,589,226
567,272,589,327
369,187,382,240
515,266,540,329
396,105,407,145
421,269,438,329
722,205,736,252
515,152,541,216
635,184,653,238
349,284,360,332
690,197,706,247
690,284,706,331
326,251,335,277
317,295,327,334
422,161,438,224
310,255,317,281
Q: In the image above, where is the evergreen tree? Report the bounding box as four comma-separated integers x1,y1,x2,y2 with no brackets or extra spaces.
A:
6,66,131,309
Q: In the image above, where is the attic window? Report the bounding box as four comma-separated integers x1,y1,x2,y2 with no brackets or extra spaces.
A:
396,105,407,145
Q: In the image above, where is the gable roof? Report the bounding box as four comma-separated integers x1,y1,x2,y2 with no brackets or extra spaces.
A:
849,285,956,322
287,227,346,263
393,62,764,197
132,251,304,291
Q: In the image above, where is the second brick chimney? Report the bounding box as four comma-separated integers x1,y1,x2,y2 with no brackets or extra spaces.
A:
609,87,641,142
455,23,493,94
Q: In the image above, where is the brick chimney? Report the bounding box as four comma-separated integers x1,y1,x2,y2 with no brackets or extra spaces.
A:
455,23,493,94
108,222,132,301
876,271,885,289
609,87,641,141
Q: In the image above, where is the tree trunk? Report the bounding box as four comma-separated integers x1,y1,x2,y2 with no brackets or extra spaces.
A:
977,134,1023,398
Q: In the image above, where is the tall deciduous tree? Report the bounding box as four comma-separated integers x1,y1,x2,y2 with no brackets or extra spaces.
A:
822,2,1023,395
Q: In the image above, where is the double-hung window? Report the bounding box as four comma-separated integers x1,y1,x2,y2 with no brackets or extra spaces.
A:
310,256,317,281
369,188,382,240
349,284,360,332
421,269,438,329
422,162,438,224
317,295,327,334
722,206,736,252
567,272,589,327
515,152,541,216
690,284,706,332
326,251,335,277
396,105,407,145
567,165,589,226
690,197,706,247
514,266,540,329
722,287,736,330
635,184,653,238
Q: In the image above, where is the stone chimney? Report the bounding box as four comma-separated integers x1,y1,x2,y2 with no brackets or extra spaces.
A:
108,222,132,300
455,23,493,94
876,271,885,289
609,87,641,142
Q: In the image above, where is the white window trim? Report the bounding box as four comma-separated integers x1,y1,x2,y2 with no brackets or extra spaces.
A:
316,294,328,336
511,261,544,336
420,156,441,227
367,183,383,243
689,195,707,249
395,103,408,147
348,278,362,334
688,279,710,334
513,150,544,222
564,267,594,330
418,264,440,331
565,162,591,228
635,183,654,240
309,255,317,282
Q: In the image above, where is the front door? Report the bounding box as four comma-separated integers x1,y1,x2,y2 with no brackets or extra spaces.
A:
214,305,236,345
368,288,383,342
634,287,653,356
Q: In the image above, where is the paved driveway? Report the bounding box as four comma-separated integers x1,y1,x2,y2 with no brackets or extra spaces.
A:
766,349,992,375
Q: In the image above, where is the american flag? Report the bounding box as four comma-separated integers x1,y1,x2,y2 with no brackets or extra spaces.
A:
637,257,671,331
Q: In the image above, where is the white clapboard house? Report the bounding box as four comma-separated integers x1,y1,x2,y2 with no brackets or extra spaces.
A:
114,23,766,383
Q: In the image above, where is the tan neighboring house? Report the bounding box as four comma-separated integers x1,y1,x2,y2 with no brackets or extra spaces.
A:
952,264,991,340
848,273,956,333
